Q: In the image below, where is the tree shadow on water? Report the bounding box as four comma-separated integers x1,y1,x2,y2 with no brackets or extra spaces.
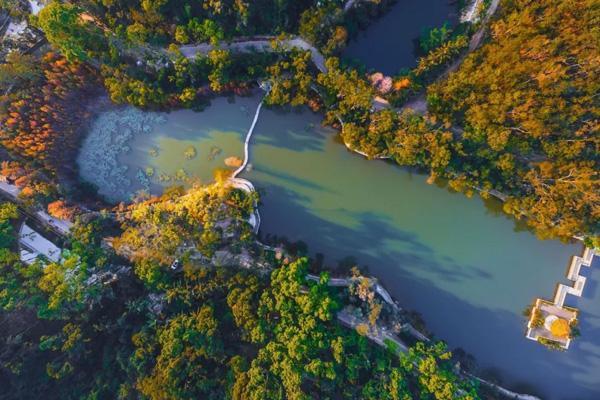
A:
252,164,336,194
252,107,330,153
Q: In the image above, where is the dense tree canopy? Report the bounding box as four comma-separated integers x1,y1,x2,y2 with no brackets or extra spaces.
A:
427,0,599,240
1,52,98,186
38,2,108,62
0,186,482,399
0,0,596,396
114,180,256,264
77,0,337,44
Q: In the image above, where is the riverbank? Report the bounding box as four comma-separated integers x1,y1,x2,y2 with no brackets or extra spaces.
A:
342,0,460,74
70,2,596,396
216,92,516,395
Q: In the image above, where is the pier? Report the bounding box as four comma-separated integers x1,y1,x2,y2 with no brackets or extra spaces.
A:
553,247,595,306
526,247,596,349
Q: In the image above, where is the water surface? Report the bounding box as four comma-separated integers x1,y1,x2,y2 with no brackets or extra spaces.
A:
78,96,260,202
241,107,599,400
343,0,459,74
80,96,600,400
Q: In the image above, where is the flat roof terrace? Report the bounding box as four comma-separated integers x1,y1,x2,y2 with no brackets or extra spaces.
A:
526,299,577,349
526,248,595,349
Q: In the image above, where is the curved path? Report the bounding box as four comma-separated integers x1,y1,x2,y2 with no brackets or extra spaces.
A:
460,0,484,23
180,36,327,73
177,0,369,72
162,3,536,397
337,309,541,400
231,83,271,178
371,0,500,112
176,0,500,116
227,82,271,234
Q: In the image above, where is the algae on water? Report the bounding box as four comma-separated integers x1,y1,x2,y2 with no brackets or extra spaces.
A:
184,146,197,160
77,107,166,202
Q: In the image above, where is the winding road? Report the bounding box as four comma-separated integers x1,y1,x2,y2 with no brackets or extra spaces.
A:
180,36,327,73
175,0,500,117
176,0,370,73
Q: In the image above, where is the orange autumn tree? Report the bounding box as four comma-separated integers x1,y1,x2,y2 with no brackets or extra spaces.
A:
1,53,97,181
47,200,79,221
427,0,599,241
550,319,570,339
0,161,55,201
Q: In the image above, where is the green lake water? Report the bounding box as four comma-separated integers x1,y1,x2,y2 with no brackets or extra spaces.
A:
78,96,260,202
80,97,600,399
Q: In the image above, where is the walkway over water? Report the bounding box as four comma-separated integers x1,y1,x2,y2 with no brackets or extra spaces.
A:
526,248,596,349
554,248,595,306
231,82,270,178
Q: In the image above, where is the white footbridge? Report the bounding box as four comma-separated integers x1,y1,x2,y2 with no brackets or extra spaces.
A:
553,247,596,307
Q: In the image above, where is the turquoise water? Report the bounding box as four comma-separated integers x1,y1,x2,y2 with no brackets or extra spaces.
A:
78,96,260,202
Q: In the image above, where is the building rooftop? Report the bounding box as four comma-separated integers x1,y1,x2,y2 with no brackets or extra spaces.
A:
18,223,62,264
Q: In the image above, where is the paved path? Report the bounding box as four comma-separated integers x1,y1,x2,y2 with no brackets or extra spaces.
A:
177,0,365,73
180,36,327,73
0,180,73,236
337,308,540,400
460,0,484,23
173,0,498,119
231,83,270,178
337,308,409,352
443,0,501,78
344,0,359,12
553,248,595,306
392,0,501,115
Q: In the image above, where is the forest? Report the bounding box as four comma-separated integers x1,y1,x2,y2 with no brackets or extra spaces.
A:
426,0,599,242
0,0,597,398
0,183,483,399
266,0,599,243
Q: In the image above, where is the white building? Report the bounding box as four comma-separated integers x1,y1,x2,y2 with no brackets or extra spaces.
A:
18,223,61,265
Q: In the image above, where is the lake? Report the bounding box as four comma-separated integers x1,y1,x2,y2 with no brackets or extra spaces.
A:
343,0,460,74
78,96,260,202
242,107,599,400
80,97,600,399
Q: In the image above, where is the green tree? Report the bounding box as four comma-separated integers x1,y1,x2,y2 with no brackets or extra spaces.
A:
0,53,42,89
419,23,452,53
136,305,227,399
427,0,599,240
401,342,478,400
0,202,18,249
38,1,107,62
